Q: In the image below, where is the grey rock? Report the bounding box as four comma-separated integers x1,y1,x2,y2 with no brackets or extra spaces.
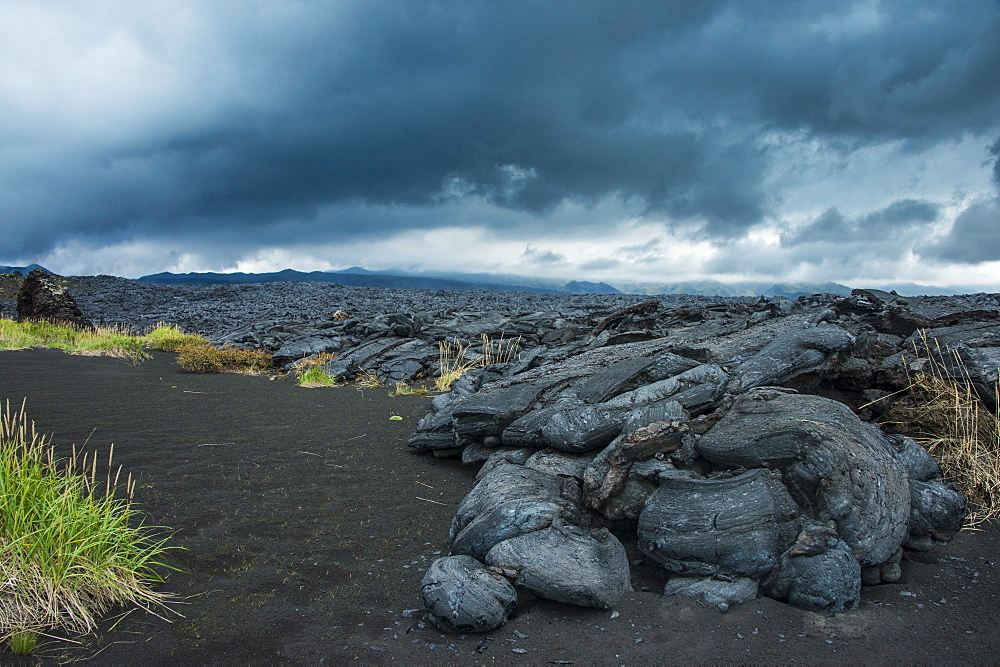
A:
906,479,966,550
621,400,688,433
540,404,625,454
474,447,535,481
639,468,801,579
272,336,343,366
450,464,578,560
501,403,569,448
420,555,517,633
662,576,759,613
696,389,911,567
453,382,551,441
524,449,595,479
321,338,411,380
886,434,942,482
461,442,495,464
862,549,903,585
485,518,632,609
572,356,659,403
599,474,659,521
762,522,861,613
730,324,855,393
408,431,457,452
17,269,94,330
603,364,728,411
584,420,687,512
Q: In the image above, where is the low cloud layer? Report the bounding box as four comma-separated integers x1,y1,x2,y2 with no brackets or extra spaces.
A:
1,1,998,289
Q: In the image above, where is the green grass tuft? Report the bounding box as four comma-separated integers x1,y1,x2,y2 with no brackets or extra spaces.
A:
0,319,149,364
142,325,209,353
6,631,38,655
0,400,177,650
389,382,428,396
297,366,337,387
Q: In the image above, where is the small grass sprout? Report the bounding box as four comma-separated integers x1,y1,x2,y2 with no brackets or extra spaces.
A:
6,631,38,655
435,338,479,392
291,353,338,387
0,400,176,651
355,370,384,389
390,382,428,397
884,330,1000,527
480,333,522,366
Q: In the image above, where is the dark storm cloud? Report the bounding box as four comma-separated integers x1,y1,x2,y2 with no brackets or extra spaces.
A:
784,199,940,246
990,136,1000,193
919,198,1000,264
2,0,999,265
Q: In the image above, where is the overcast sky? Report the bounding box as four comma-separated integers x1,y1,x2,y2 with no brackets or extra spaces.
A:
2,1,999,290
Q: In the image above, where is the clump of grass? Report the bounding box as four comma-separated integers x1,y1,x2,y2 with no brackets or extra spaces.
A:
74,328,148,363
0,319,62,350
297,367,337,388
435,338,479,392
355,370,384,389
0,319,149,364
176,343,275,374
435,334,522,392
291,352,339,387
390,382,428,397
6,631,37,655
142,325,209,353
0,400,175,651
481,333,522,366
884,331,1000,527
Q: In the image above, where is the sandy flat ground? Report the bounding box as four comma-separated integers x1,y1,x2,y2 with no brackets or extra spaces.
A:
2,349,999,665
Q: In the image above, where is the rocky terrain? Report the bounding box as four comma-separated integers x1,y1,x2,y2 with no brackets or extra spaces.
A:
4,273,1000,634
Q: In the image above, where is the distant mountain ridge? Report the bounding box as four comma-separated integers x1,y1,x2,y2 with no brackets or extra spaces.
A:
620,279,854,299
0,263,964,296
137,267,859,297
324,268,855,298
137,268,565,294
0,263,50,275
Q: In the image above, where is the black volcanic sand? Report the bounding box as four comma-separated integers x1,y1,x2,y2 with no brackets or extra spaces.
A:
2,349,1000,665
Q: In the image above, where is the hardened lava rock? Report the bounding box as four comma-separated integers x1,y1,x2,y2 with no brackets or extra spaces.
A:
420,555,517,634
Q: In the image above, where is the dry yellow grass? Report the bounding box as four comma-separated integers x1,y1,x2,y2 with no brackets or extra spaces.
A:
354,370,383,389
435,334,521,392
885,331,1000,527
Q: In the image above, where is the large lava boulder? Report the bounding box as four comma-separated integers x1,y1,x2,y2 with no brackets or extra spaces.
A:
16,269,94,329
420,555,517,633
485,518,632,609
449,464,580,560
695,388,911,568
762,522,861,612
638,468,801,579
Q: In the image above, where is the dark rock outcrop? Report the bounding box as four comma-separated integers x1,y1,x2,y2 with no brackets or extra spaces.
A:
16,269,94,329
